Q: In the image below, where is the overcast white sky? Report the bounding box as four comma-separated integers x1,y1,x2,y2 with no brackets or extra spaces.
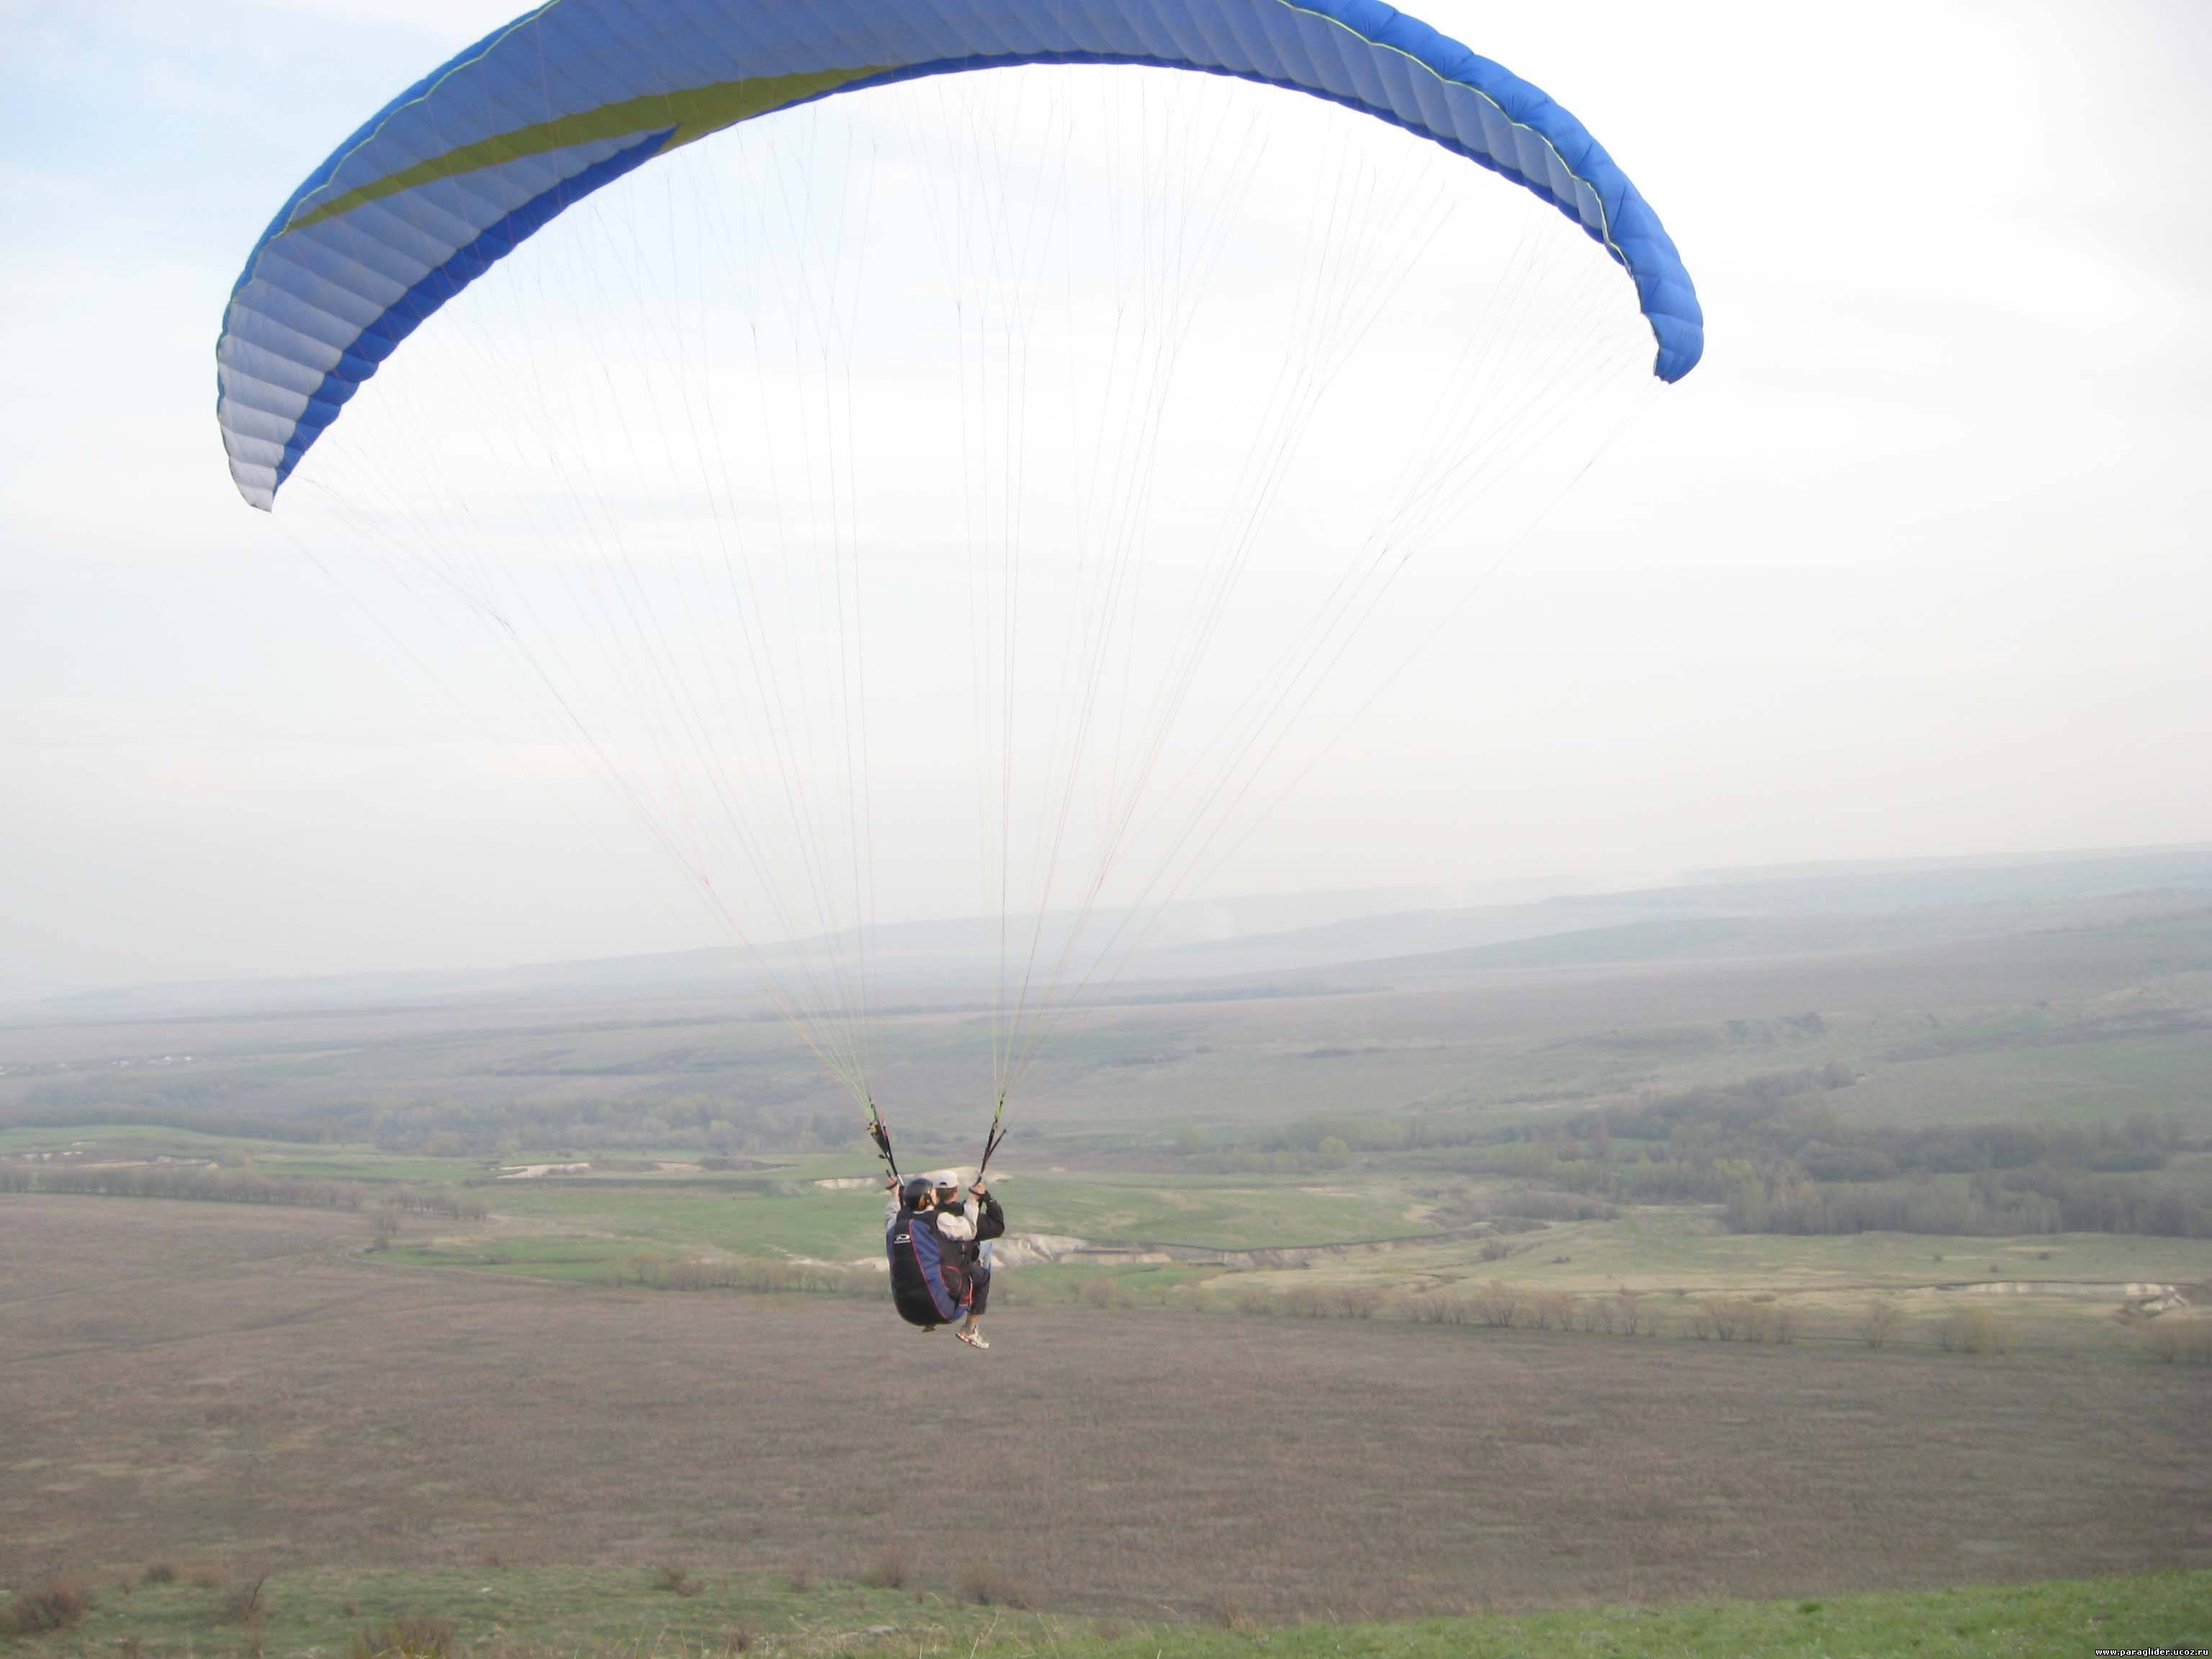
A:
4,0,2208,1001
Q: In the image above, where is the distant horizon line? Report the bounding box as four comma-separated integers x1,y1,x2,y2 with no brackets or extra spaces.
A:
9,837,2210,1022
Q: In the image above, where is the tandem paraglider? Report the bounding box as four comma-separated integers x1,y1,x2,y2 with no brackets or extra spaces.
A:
213,0,1700,1341
885,1170,1006,1347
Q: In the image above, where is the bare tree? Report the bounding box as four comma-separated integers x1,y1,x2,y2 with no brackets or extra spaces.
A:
1471,1280,1521,1328
1527,1290,1574,1331
1859,1298,1904,1349
1614,1287,1645,1337
1334,1286,1385,1320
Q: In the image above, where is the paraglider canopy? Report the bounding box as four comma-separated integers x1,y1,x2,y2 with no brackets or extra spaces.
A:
215,0,1701,510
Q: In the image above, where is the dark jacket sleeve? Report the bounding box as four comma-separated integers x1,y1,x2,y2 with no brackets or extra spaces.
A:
974,1193,1006,1243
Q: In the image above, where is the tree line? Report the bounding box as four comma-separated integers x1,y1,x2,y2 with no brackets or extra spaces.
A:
0,1159,489,1219
1172,1064,2206,1238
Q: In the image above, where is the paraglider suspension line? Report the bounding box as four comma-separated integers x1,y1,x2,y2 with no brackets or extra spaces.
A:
977,1097,1010,1179
865,1101,901,1185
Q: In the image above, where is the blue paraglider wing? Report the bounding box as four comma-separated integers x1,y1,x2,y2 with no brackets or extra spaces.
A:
215,0,1703,510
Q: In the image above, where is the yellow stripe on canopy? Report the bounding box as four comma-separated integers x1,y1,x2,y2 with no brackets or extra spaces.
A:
288,65,891,234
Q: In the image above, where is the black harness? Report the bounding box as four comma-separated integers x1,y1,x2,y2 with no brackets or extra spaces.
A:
886,1202,968,1328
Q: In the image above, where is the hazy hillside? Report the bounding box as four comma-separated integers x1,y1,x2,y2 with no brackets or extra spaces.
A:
10,846,2207,1028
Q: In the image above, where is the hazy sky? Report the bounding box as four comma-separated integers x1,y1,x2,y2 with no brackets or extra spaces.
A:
4,0,2209,1001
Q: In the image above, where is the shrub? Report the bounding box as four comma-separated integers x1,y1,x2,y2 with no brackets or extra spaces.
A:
1407,1293,1455,1324
6,1579,91,1635
1938,1306,2008,1355
783,1561,812,1593
1478,1237,1511,1262
1470,1281,1521,1328
1281,1285,1330,1318
1526,1290,1574,1331
1233,1286,1280,1317
596,1254,876,1299
1614,1288,1646,1336
955,1560,1028,1609
352,1615,455,1659
1705,1299,1773,1344
1334,1286,1385,1320
1079,1277,1126,1310
222,1576,267,1624
652,1565,701,1597
861,1547,909,1590
1214,1591,1256,1633
142,1562,178,1586
1859,1298,1903,1349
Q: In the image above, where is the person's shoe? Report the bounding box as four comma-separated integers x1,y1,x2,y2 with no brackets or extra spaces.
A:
957,1328,989,1350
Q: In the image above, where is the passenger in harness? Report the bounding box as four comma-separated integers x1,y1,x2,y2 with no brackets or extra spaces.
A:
931,1169,1004,1349
884,1174,971,1332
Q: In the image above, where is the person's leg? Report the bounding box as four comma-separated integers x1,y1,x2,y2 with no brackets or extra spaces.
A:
957,1266,992,1346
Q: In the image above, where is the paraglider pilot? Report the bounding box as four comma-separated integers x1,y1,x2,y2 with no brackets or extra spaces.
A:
933,1168,1004,1349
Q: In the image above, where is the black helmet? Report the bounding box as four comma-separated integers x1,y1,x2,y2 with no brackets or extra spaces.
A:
899,1174,934,1205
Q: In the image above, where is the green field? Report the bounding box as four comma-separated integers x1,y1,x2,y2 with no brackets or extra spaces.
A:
6,1565,2206,1659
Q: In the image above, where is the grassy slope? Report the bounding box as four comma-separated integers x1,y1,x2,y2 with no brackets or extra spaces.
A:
16,1127,2208,1351
1437,1207,2212,1293
405,1170,1408,1269
9,1568,2207,1658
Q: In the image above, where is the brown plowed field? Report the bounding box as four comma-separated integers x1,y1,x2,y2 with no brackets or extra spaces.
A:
4,1195,2207,1617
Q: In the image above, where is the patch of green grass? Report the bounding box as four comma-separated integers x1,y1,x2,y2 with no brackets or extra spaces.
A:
380,1236,641,1281
0,1127,487,1188
1452,1208,2212,1294
457,1167,1408,1273
246,1152,479,1184
0,1125,311,1159
484,1181,881,1262
1079,1570,2212,1657
4,1567,2203,1658
997,1174,1398,1249
0,1565,960,1658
